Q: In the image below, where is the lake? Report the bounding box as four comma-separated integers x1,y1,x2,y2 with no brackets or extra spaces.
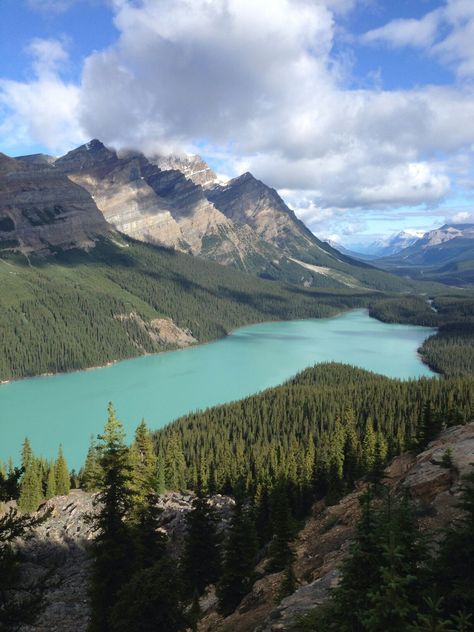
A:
0,309,436,469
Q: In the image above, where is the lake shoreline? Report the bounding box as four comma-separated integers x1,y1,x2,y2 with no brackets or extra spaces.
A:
0,307,439,388
0,310,437,469
0,307,355,387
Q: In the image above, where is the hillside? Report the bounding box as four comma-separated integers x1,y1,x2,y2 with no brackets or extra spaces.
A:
0,237,374,382
6,418,474,632
200,422,474,632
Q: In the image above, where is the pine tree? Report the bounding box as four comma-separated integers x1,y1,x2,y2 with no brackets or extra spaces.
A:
181,488,221,597
217,496,258,616
81,436,102,491
54,445,70,497
88,403,135,632
45,462,56,499
129,420,157,507
18,460,43,513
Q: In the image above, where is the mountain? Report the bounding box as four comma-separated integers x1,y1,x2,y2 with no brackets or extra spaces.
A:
340,230,425,261
54,140,291,276
368,230,424,257
375,223,474,286
0,153,108,254
6,140,430,292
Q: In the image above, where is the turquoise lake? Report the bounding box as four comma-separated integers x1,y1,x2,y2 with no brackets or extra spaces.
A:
0,309,436,469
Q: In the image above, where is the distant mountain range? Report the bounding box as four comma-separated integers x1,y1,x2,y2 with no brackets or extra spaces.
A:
374,223,474,286
327,231,425,260
0,140,417,292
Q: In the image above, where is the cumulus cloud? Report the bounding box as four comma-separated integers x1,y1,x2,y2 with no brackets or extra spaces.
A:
0,38,85,155
362,0,474,78
1,0,473,235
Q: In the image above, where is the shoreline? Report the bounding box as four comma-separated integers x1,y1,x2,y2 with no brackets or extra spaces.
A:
0,307,438,387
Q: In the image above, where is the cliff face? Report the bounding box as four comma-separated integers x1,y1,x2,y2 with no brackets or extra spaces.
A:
55,140,280,273
0,153,109,255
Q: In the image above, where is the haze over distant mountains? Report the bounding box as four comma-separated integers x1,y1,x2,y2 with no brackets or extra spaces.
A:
1,139,420,293
374,223,474,286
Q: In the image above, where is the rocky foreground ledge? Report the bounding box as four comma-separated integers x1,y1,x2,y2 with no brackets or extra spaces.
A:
198,423,474,632
9,423,474,632
15,492,234,632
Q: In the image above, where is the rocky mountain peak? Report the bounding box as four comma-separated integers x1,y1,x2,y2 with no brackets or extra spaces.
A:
56,139,117,172
0,150,109,254
0,153,22,173
152,153,218,187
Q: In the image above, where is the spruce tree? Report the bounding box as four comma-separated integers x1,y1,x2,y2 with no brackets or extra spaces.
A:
18,460,43,513
217,496,258,616
108,560,187,632
21,438,32,471
45,462,56,499
164,433,187,490
181,488,221,597
81,436,102,491
129,420,157,507
0,508,46,629
156,454,166,495
431,469,474,621
267,480,296,573
88,403,135,632
54,445,70,496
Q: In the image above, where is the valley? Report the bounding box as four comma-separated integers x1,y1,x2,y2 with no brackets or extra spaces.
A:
0,309,435,469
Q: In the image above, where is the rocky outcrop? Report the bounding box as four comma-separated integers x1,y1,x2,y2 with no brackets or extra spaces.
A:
114,312,197,348
0,153,109,255
14,490,234,632
199,423,474,632
152,153,218,187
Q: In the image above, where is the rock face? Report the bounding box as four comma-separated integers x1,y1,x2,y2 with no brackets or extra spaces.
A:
55,140,281,273
0,153,109,254
5,140,408,289
152,153,218,187
199,423,474,632
206,173,317,256
14,490,234,632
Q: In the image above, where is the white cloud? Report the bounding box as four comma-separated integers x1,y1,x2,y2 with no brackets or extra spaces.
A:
361,12,442,49
362,0,474,78
1,0,473,236
449,210,474,223
0,39,85,154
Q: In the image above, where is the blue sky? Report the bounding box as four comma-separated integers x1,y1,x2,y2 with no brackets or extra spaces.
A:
1,0,473,248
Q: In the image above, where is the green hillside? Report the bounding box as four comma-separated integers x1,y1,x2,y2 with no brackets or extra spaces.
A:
0,236,376,382
154,362,474,495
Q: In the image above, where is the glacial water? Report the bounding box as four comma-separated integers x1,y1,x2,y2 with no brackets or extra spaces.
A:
0,309,436,469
